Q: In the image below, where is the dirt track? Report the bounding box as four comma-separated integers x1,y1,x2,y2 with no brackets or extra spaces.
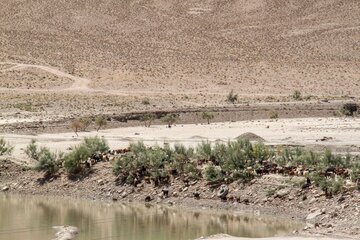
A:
0,62,92,91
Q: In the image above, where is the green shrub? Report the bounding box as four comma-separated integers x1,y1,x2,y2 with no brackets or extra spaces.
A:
83,136,110,153
64,145,90,174
0,138,13,156
25,139,38,160
162,114,178,128
196,141,213,162
269,111,279,119
205,164,224,183
35,148,58,175
110,139,360,191
25,140,60,175
292,90,302,100
64,137,109,174
310,172,344,195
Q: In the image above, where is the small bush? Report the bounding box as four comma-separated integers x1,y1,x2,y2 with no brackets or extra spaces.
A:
292,90,302,100
0,138,13,156
83,136,110,153
269,111,279,119
70,118,84,136
205,165,224,183
162,114,178,128
202,111,214,124
35,148,59,175
25,140,60,175
64,145,90,174
25,139,38,159
64,137,109,174
95,115,107,131
141,113,156,127
226,90,238,104
341,103,358,116
141,98,150,105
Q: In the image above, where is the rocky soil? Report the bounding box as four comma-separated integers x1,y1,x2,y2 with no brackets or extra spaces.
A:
1,159,359,239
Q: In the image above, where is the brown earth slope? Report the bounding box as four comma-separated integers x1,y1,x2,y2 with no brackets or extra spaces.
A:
0,0,359,97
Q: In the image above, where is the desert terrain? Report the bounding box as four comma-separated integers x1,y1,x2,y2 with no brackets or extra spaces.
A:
0,0,359,119
0,0,359,240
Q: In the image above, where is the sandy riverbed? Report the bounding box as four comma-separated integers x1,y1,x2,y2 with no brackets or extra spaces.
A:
198,234,348,240
1,117,359,163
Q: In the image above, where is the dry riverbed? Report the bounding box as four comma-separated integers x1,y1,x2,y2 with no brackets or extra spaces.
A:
0,117,359,240
1,117,359,163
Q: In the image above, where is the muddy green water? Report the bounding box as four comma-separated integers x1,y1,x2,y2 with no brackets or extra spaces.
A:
0,194,301,240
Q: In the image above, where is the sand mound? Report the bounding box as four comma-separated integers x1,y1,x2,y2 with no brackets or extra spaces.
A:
236,132,265,142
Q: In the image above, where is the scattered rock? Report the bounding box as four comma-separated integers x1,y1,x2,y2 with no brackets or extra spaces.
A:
144,196,152,202
162,188,169,197
338,195,346,203
193,192,200,199
121,192,128,198
275,188,290,198
217,185,229,199
306,209,323,221
52,226,79,240
1,186,9,192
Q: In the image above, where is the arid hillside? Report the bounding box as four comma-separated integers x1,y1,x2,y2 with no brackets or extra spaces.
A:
0,0,359,97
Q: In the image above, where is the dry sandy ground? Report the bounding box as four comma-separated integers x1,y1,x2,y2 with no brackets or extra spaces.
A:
2,117,359,163
198,235,348,240
0,0,359,102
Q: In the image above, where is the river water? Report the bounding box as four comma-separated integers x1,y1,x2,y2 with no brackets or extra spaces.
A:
0,194,301,240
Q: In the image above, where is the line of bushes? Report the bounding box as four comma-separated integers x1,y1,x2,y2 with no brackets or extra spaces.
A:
112,140,360,195
24,136,109,176
2,136,359,195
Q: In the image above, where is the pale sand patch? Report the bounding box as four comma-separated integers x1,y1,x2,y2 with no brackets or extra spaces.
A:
1,117,359,163
197,234,347,240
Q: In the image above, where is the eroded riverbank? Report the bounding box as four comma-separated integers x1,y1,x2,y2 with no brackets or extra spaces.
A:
1,158,359,240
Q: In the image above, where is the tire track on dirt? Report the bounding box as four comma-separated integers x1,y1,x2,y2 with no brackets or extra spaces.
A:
0,62,94,92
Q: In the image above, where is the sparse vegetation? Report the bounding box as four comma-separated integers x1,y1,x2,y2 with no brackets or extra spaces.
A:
141,113,156,127
141,98,150,105
95,115,107,131
269,111,279,119
0,138,13,156
162,114,178,128
292,90,302,100
70,118,84,136
64,137,109,174
25,140,61,176
226,90,238,104
341,103,358,116
202,111,214,124
79,117,92,131
111,139,359,194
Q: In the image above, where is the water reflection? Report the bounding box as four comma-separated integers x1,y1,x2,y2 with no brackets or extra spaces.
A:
0,194,301,240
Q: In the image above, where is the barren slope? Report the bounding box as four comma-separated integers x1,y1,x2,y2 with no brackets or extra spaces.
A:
0,0,359,96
